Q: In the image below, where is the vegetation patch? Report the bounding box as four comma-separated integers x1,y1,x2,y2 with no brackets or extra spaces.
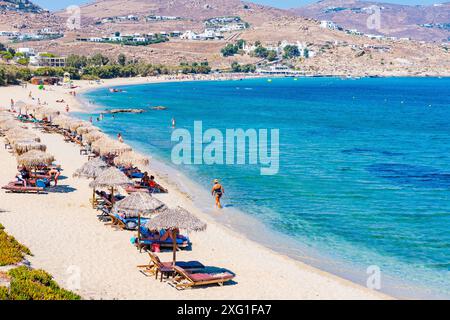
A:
1,266,81,300
0,224,31,266
0,224,80,300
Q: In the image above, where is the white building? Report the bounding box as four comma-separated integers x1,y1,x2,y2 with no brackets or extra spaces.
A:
256,64,300,75
320,20,338,30
17,47,36,57
180,31,198,40
89,37,103,42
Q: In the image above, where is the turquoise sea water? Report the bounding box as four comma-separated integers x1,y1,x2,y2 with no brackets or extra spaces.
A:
80,77,450,298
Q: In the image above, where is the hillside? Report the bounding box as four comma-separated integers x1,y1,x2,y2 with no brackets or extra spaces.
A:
0,0,448,76
0,0,42,13
291,0,450,42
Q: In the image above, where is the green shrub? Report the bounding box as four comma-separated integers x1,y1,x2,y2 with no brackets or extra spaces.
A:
0,286,9,300
7,266,81,300
0,224,31,266
81,74,100,81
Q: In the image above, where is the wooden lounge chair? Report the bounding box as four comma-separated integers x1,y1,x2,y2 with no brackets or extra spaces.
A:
2,181,45,194
172,266,235,290
137,252,204,282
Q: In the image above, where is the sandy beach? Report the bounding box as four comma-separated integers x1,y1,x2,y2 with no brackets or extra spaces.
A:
0,77,390,300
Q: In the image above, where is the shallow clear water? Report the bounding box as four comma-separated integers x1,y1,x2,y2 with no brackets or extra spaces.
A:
80,77,450,298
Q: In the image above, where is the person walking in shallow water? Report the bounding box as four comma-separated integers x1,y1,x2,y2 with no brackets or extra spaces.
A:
211,179,224,209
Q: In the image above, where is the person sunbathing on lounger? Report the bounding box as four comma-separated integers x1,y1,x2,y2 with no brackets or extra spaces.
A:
140,173,167,193
159,228,182,241
16,166,30,187
141,172,150,186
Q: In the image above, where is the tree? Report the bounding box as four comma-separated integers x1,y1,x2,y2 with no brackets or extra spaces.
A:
236,39,246,50
117,53,126,66
221,44,239,57
231,62,255,73
231,61,241,72
267,50,278,61
1,51,13,61
89,53,109,66
283,45,300,59
17,58,29,66
66,54,88,69
115,31,121,37
253,46,269,58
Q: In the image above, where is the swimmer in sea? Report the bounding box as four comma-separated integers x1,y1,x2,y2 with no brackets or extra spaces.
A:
211,179,224,209
171,117,176,128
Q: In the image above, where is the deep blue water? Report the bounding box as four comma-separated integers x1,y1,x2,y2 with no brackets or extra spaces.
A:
80,77,450,298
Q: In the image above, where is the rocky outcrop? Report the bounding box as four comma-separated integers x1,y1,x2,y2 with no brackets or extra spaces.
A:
103,109,145,114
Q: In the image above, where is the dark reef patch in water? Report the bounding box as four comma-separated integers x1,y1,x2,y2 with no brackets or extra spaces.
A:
367,163,450,188
342,148,404,156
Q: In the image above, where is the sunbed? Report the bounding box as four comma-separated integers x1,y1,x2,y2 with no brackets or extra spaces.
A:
106,213,149,230
137,252,205,281
2,180,46,194
172,266,235,290
134,227,190,250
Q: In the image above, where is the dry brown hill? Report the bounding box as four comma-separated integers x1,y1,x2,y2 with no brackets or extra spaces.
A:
291,0,450,42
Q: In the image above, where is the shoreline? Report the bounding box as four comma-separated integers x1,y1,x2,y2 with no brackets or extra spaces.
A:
0,76,390,300
78,76,446,300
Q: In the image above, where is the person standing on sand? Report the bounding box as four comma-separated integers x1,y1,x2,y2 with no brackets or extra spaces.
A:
118,133,124,143
211,179,224,209
65,105,70,113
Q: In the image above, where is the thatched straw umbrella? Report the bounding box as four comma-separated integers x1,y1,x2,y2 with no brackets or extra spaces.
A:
0,112,13,121
69,120,88,132
5,131,40,145
0,120,18,131
73,158,108,207
91,137,132,156
91,136,115,153
17,150,55,169
53,115,71,127
34,107,59,121
113,151,150,168
145,206,207,264
76,125,96,135
89,167,132,204
114,193,167,241
73,158,108,179
83,131,105,144
99,141,132,157
113,192,166,218
14,141,47,155
14,101,27,112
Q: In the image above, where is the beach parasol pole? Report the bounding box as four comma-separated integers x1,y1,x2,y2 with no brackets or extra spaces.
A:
138,213,141,251
172,228,178,265
110,186,114,204
92,188,96,208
